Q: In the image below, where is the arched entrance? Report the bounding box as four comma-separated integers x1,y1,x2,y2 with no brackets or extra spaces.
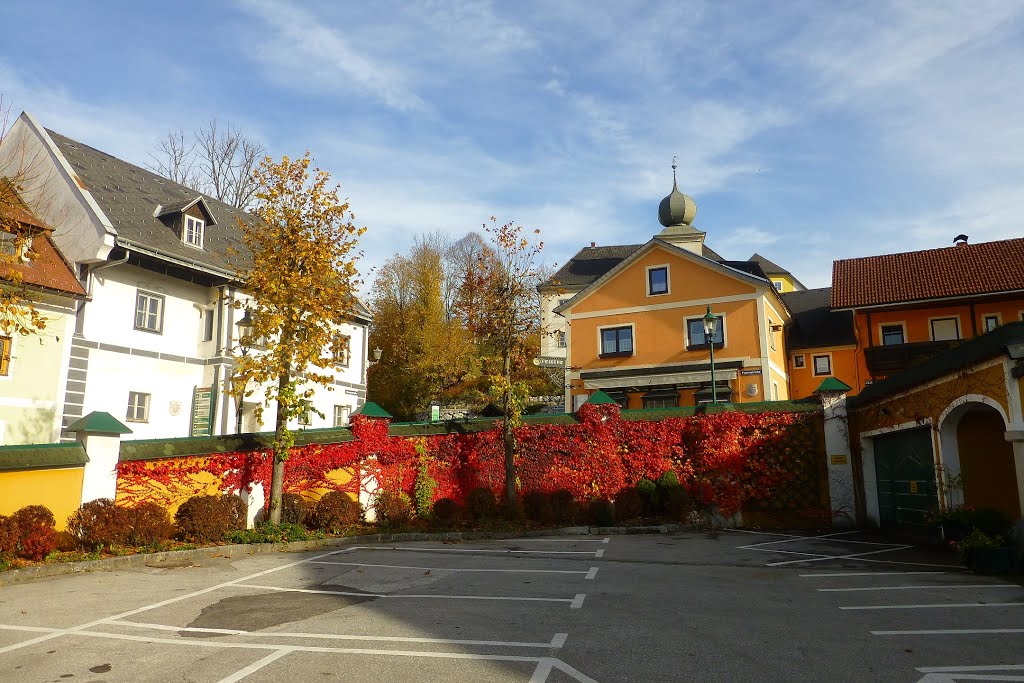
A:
938,397,1021,521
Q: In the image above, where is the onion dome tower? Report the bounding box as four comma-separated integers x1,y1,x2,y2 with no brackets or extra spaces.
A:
656,160,706,254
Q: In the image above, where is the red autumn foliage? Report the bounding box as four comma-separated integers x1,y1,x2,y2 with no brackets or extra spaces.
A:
117,409,822,520
11,505,58,561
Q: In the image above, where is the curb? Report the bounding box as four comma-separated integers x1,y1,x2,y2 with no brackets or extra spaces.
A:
0,524,685,586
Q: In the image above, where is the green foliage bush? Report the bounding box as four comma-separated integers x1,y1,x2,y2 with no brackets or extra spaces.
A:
431,498,461,526
464,487,499,521
636,478,658,514
523,491,554,524
550,489,578,525
613,488,643,521
374,490,414,529
588,498,616,527
226,522,318,544
413,458,438,517
11,505,58,560
67,498,128,550
310,491,362,533
657,470,679,487
175,494,246,543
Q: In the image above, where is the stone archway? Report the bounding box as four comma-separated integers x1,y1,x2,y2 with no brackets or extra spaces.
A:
938,397,1020,521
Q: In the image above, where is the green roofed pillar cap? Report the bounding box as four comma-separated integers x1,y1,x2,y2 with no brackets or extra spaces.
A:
584,390,619,405
814,377,853,394
353,401,393,418
66,411,133,434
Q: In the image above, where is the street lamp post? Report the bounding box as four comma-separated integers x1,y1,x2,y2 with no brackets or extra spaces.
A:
234,310,254,433
702,305,719,405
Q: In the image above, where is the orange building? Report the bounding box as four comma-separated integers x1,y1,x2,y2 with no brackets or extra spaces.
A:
781,288,858,399
831,236,1024,392
555,174,791,410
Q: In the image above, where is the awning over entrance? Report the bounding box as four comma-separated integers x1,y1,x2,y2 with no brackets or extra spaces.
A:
583,369,737,390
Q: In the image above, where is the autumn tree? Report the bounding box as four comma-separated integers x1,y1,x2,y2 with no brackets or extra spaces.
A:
457,218,547,502
233,152,364,524
368,234,476,419
149,118,266,209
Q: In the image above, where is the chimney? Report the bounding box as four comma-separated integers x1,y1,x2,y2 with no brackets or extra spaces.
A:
590,241,596,248
953,234,969,247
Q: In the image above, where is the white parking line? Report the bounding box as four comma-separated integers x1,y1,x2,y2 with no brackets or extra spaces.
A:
310,560,594,576
585,567,599,580
217,650,291,683
765,545,913,567
236,583,584,607
570,594,587,609
842,602,1024,610
739,532,904,549
819,584,1019,592
356,546,603,556
800,571,953,577
875,629,1024,635
105,620,570,648
509,538,608,543
595,548,605,558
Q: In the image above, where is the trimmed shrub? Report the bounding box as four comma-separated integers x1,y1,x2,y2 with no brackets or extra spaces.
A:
588,499,616,527
970,507,1013,537
268,493,308,526
431,498,462,526
12,505,58,561
374,490,414,529
550,489,578,525
226,522,316,544
67,498,128,550
662,485,691,521
0,514,18,556
523,491,554,524
636,478,658,514
501,497,526,522
123,502,173,546
311,491,362,533
613,488,643,521
464,487,499,522
175,494,246,543
657,470,680,487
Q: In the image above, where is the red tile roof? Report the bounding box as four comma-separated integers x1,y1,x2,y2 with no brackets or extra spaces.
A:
3,231,86,297
831,237,1024,309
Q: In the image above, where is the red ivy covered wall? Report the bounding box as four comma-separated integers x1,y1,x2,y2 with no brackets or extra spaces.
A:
117,404,827,518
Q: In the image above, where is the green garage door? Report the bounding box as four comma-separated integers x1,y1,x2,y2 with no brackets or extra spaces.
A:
873,427,936,526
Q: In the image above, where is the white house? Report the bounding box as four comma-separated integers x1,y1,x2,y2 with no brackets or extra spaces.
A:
0,112,370,441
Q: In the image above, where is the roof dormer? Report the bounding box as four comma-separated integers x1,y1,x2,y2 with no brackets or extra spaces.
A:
153,196,217,250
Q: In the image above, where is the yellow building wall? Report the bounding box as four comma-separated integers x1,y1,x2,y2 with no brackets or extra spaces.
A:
769,275,800,293
0,466,84,531
0,310,69,445
788,346,859,399
116,458,224,518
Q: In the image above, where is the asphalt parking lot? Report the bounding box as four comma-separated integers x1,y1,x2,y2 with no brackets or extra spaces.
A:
0,529,1020,682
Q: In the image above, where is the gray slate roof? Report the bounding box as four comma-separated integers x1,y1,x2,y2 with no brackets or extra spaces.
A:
748,252,807,289
46,129,256,276
541,242,726,290
781,287,856,350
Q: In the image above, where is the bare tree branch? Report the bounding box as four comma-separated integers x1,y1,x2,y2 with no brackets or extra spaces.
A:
146,129,199,189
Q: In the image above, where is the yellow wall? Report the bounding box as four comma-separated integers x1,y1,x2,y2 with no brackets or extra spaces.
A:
0,466,84,531
788,346,858,399
116,458,224,518
769,275,800,293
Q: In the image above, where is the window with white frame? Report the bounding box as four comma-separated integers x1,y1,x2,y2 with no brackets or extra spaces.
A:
600,326,633,356
983,315,1000,332
0,336,11,376
298,402,312,426
685,315,724,350
201,308,215,342
333,404,350,427
183,215,204,248
0,233,31,263
930,317,960,341
812,354,831,376
792,354,805,369
769,319,777,351
558,331,567,348
134,290,164,333
647,266,668,295
773,280,783,291
881,323,905,346
126,391,150,422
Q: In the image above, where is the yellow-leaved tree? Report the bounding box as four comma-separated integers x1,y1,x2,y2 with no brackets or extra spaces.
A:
234,152,364,525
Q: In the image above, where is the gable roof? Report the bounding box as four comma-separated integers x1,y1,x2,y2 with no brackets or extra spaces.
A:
781,287,855,350
832,237,1024,309
553,238,777,315
541,242,724,290
44,129,255,277
748,252,807,289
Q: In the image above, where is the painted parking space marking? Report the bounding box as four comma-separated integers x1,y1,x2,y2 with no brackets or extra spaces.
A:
801,571,954,577
310,560,598,577
234,582,587,608
352,545,604,556
217,649,291,683
841,602,1024,610
505,538,609,543
819,584,1019,592
765,544,914,567
875,629,1024,636
585,567,599,580
105,620,570,648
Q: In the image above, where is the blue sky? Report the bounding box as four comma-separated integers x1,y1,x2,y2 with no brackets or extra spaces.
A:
3,1,1024,288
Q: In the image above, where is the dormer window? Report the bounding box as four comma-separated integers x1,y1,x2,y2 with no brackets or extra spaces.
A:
184,215,204,248
0,233,32,263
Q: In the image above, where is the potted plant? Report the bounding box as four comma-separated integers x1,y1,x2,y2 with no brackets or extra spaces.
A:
955,528,1016,575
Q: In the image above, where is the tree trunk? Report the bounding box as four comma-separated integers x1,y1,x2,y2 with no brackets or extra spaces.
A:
268,371,289,525
502,352,517,503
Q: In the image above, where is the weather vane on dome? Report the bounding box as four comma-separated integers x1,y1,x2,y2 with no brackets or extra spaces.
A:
672,155,678,184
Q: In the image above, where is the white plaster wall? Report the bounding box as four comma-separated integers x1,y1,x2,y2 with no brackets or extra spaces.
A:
539,290,574,359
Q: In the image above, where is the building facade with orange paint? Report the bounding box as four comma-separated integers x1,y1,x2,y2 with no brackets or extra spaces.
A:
548,174,792,411
831,236,1024,393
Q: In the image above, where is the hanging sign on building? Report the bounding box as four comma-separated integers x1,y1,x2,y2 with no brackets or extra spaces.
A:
191,386,215,437
740,368,763,376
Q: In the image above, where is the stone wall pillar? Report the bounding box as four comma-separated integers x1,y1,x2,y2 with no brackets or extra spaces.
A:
820,391,857,526
68,411,132,505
